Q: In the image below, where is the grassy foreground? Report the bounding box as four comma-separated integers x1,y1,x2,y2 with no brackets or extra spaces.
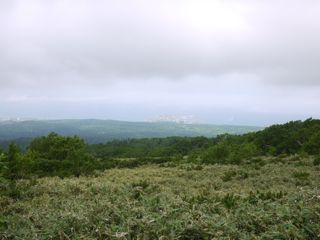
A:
1,157,320,239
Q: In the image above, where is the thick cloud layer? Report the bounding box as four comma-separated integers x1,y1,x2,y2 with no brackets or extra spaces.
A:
1,0,320,125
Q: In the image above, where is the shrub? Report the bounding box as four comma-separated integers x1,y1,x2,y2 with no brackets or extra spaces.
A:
237,143,259,160
5,144,21,180
26,133,95,177
250,157,267,166
292,171,310,186
179,226,208,240
202,144,230,164
221,170,237,182
220,193,239,209
247,190,286,204
237,170,249,180
313,156,320,166
292,171,310,181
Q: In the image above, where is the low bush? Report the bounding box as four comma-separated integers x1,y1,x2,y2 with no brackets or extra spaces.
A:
313,155,320,166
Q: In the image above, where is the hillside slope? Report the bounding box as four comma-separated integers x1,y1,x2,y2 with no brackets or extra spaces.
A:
0,119,261,144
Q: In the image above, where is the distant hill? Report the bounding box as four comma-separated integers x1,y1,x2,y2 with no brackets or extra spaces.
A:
0,119,262,149
85,118,320,159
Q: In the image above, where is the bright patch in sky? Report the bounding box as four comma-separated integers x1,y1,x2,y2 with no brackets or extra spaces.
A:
0,0,320,125
181,0,248,33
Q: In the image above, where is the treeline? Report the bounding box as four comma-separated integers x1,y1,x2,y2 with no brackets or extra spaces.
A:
88,137,215,158
1,118,320,181
89,118,320,161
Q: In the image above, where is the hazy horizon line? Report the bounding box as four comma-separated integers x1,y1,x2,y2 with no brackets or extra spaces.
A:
1,116,316,128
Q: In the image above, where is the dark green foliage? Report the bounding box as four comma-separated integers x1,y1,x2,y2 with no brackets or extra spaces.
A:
0,144,22,199
220,193,240,209
202,143,230,164
5,144,21,180
236,142,259,159
199,118,320,162
292,171,310,181
25,133,93,177
249,157,267,166
28,132,85,160
313,156,320,166
88,136,213,158
247,191,286,204
254,118,320,155
292,171,310,186
201,141,258,165
5,181,21,199
87,118,320,166
303,132,320,155
179,226,208,240
236,170,249,179
221,170,237,182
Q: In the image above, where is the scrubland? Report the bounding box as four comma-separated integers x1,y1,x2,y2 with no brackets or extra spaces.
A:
1,156,320,239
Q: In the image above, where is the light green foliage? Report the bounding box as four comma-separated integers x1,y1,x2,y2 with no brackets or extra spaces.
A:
1,157,320,239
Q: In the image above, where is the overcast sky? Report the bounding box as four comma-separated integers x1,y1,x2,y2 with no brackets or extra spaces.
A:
1,0,320,126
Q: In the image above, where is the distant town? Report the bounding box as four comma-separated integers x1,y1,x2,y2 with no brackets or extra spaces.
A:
148,115,198,124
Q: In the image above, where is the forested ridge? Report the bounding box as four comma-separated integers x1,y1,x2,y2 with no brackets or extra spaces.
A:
0,118,319,180
0,119,261,149
89,118,320,158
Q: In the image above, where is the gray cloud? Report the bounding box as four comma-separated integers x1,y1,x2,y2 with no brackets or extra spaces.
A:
0,0,320,125
1,0,320,87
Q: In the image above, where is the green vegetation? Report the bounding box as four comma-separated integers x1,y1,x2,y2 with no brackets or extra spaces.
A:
1,118,320,239
313,155,320,166
1,159,320,239
27,133,94,177
89,118,320,162
0,118,319,179
0,119,261,149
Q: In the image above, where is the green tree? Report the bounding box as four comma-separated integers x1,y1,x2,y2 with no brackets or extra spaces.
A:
0,148,7,183
202,143,230,164
6,143,21,180
238,143,259,159
27,133,89,177
303,133,320,155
